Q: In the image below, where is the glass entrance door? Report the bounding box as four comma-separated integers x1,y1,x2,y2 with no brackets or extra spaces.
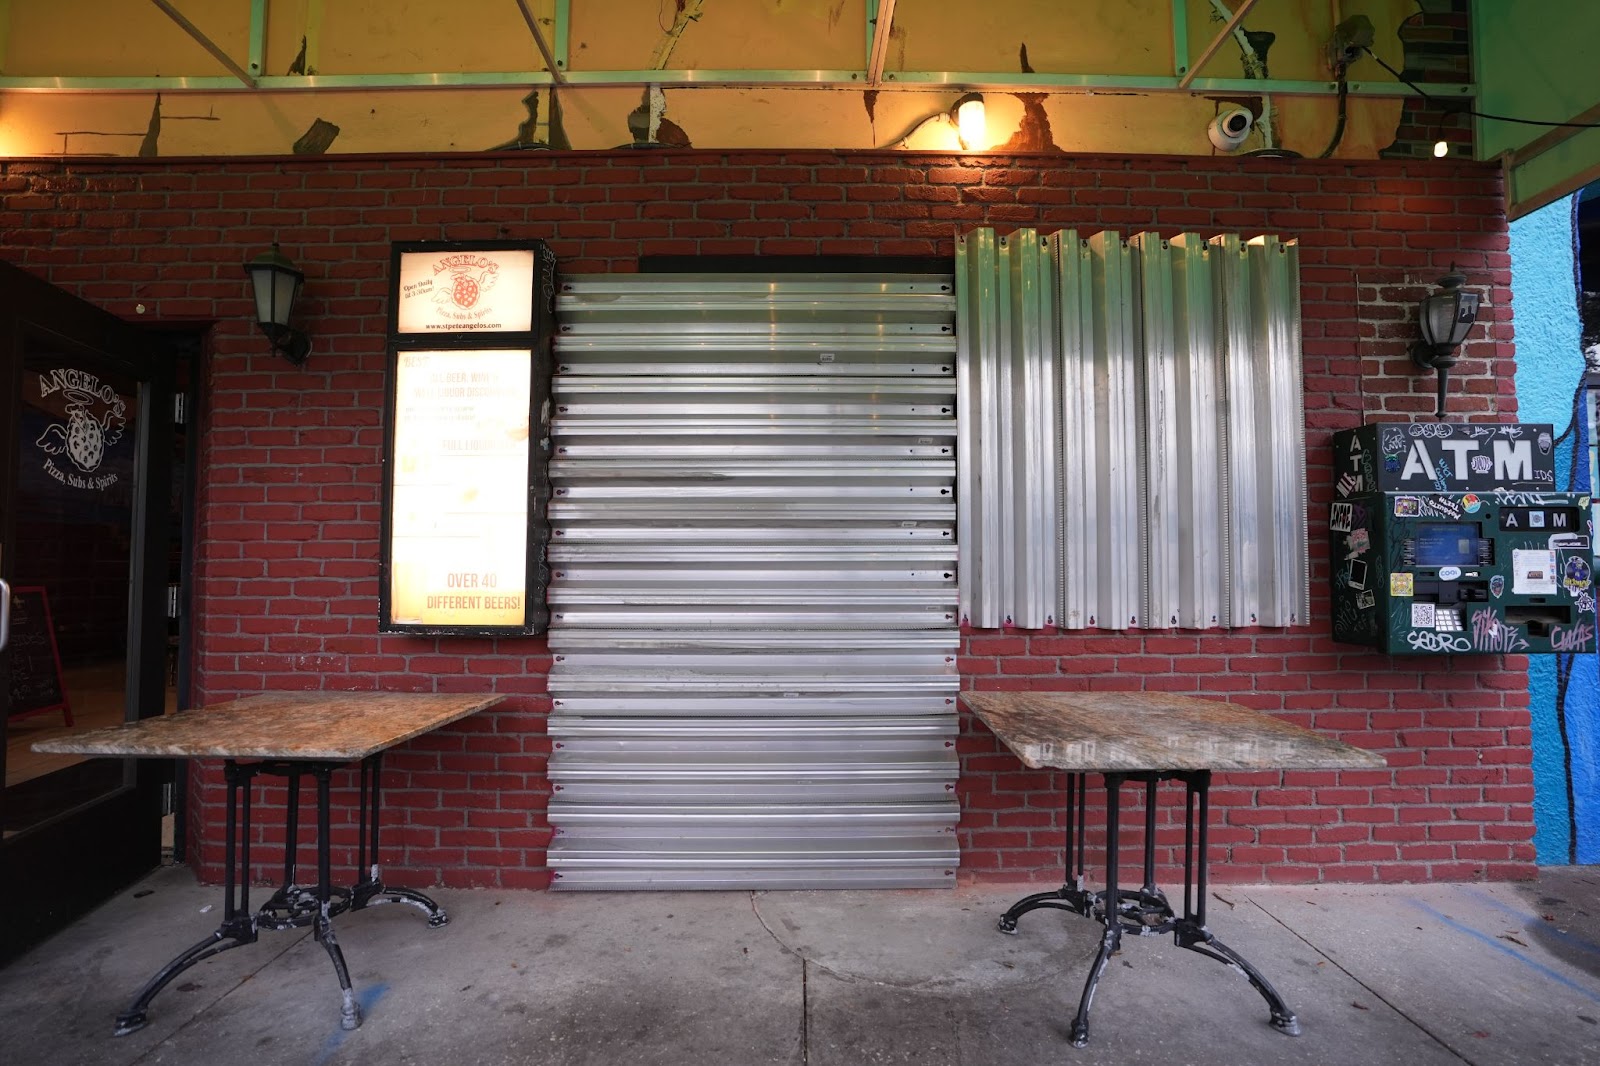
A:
0,262,176,960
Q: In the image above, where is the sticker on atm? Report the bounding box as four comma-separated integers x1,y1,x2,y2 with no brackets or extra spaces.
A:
1394,496,1421,517
1512,549,1558,595
1411,602,1436,628
1565,556,1593,592
1390,573,1415,596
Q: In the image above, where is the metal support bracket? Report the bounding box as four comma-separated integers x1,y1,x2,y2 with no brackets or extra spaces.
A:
867,0,898,87
149,0,258,88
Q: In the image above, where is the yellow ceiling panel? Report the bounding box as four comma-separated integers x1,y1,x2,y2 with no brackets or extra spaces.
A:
892,0,1173,77
569,0,869,73
312,0,548,75
4,0,254,77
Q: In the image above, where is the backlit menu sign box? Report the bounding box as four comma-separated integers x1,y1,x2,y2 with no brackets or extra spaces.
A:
380,240,556,636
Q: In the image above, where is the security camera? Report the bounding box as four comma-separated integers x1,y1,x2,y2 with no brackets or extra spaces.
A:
1208,108,1254,152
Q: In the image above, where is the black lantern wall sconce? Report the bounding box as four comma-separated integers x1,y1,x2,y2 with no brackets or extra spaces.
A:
244,245,311,365
1410,267,1480,418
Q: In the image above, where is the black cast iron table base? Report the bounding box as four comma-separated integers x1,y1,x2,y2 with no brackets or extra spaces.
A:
113,753,446,1037
997,769,1301,1048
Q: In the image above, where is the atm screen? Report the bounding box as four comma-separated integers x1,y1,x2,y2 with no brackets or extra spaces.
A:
1414,523,1480,567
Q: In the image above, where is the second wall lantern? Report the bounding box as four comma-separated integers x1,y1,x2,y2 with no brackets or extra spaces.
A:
244,245,311,365
1411,267,1480,418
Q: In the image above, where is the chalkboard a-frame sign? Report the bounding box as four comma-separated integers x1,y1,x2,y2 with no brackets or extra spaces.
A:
378,239,556,637
6,586,72,725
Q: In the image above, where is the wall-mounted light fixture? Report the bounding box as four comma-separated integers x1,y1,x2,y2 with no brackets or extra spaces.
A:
1411,267,1480,417
953,93,986,151
244,244,310,365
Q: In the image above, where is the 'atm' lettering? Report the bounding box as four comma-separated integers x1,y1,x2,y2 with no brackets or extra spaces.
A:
1493,439,1533,482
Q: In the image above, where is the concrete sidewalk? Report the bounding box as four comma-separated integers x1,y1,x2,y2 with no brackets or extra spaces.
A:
3,866,1599,1066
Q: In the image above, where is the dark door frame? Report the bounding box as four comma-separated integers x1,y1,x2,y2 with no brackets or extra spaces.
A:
0,261,179,961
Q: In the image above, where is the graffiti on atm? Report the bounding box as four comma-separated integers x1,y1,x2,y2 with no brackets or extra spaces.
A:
1406,629,1471,653
1549,622,1596,653
1492,489,1562,507
1471,608,1530,653
1418,495,1462,520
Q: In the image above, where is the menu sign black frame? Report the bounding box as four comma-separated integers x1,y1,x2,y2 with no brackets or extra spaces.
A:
378,240,557,637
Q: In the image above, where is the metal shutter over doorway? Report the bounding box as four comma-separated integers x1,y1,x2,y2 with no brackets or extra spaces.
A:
546,274,961,889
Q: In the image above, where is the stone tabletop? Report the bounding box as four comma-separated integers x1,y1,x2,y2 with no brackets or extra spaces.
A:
960,691,1386,773
32,692,505,762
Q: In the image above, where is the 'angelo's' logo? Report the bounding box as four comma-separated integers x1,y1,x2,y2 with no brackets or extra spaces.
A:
433,254,500,316
33,367,126,490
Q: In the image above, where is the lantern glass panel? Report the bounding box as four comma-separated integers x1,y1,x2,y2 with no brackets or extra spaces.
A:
1448,292,1480,347
247,261,303,330
1421,292,1458,348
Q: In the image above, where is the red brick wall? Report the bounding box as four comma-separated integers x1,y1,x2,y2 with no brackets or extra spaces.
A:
0,149,1532,889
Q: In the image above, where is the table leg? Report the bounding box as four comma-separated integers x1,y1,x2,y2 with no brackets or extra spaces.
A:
113,762,259,1037
998,772,1093,932
1171,771,1301,1036
350,752,449,927
1068,772,1126,1048
312,765,362,1031
996,768,1302,1047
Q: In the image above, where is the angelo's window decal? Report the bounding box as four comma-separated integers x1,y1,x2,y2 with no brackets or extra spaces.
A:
30,367,128,491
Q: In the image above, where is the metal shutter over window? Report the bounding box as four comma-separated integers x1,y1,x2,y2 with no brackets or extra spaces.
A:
955,227,1309,632
546,274,960,890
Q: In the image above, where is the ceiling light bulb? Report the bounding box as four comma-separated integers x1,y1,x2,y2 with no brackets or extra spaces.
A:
955,94,986,151
1433,139,1449,158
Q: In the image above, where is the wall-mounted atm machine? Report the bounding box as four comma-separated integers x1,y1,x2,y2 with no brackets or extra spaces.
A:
1330,422,1596,655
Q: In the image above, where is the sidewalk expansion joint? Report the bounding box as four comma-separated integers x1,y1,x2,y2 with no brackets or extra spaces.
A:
1244,895,1475,1066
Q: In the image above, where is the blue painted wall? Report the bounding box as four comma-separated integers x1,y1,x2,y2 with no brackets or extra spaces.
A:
1510,194,1599,865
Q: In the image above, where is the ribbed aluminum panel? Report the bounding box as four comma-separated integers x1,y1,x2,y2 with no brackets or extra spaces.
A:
956,229,1059,628
547,274,960,890
958,228,1307,631
1213,235,1310,628
1136,233,1226,630
1061,232,1142,629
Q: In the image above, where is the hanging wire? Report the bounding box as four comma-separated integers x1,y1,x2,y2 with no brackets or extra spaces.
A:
1317,60,1351,159
1364,48,1600,130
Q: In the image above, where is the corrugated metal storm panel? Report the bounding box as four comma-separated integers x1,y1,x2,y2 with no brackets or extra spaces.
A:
1132,232,1181,630
1139,232,1226,630
958,227,1307,632
956,229,1002,628
1212,234,1309,628
1248,235,1310,627
956,229,1060,629
1071,232,1143,630
547,273,960,890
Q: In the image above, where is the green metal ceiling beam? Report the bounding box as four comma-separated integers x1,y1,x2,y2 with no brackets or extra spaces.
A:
0,69,1471,98
247,0,265,79
1170,0,1188,78
554,0,568,72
